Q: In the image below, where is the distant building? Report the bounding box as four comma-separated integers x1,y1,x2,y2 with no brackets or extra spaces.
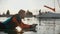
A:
26,10,33,17
6,10,10,15
39,9,42,15
2,13,5,15
0,10,13,17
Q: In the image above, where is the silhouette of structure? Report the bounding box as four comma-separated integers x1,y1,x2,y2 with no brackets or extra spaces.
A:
0,10,13,17
26,10,33,17
39,9,42,15
6,10,10,15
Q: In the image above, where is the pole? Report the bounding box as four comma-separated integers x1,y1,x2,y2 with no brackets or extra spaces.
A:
53,19,55,34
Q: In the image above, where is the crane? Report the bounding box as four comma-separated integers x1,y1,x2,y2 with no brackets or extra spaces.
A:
44,5,55,12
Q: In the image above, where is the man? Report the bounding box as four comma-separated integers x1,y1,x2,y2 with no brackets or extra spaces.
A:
11,9,31,29
0,9,37,34
11,9,37,32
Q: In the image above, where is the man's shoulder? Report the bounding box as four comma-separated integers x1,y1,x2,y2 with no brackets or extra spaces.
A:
14,14,21,22
12,14,21,20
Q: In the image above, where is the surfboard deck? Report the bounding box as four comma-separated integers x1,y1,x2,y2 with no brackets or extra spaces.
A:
0,22,37,33
23,24,37,32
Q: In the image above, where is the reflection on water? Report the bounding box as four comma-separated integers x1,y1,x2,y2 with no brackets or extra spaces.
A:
0,17,60,34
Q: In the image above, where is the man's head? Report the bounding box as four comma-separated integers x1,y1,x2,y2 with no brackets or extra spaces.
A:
18,9,26,19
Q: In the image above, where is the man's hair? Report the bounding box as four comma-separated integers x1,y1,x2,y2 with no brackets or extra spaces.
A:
18,9,25,14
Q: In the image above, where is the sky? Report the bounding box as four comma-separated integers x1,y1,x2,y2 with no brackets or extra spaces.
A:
0,0,59,15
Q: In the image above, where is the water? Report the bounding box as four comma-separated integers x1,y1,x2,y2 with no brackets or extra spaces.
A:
0,17,60,34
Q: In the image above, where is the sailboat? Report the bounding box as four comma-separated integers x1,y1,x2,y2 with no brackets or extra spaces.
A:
36,0,60,19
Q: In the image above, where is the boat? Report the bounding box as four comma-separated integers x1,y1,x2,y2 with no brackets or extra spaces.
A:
36,12,60,19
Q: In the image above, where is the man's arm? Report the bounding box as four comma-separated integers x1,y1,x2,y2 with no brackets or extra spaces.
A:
12,16,31,29
12,17,20,26
20,22,31,29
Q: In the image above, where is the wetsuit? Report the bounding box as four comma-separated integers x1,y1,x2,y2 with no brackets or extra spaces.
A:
3,14,31,29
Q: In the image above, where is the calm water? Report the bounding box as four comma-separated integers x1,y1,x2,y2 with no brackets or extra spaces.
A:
0,17,60,34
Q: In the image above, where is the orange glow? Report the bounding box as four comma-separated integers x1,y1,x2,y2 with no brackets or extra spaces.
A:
44,5,55,12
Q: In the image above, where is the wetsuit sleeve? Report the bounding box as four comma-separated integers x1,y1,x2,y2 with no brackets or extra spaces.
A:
20,22,32,29
15,14,32,28
12,14,32,29
12,14,21,24
15,14,21,23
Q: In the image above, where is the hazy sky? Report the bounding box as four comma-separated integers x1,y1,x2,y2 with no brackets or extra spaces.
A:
0,0,59,15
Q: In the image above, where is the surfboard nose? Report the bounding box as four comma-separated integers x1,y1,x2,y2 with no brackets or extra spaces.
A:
32,24,37,27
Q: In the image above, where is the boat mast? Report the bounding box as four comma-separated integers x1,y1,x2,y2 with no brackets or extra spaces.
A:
57,0,60,8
